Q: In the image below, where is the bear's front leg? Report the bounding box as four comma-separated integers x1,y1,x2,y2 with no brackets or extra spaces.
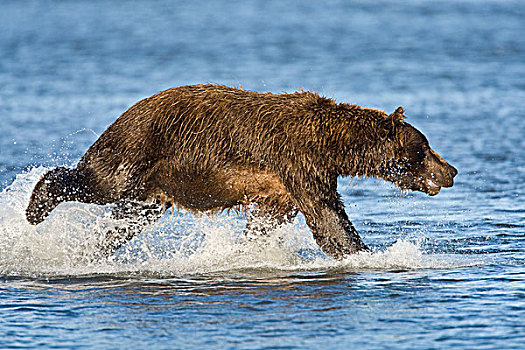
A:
301,200,369,259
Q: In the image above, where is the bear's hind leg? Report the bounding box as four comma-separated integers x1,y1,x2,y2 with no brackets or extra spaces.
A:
98,200,167,257
244,203,297,238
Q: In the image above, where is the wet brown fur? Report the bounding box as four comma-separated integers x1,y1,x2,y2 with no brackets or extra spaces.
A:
26,84,457,259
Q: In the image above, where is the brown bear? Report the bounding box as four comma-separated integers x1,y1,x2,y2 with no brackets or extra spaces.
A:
26,84,457,259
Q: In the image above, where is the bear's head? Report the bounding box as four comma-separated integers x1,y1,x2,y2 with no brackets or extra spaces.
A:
379,107,457,196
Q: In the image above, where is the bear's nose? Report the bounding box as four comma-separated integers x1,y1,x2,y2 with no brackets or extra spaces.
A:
439,164,457,188
449,165,458,178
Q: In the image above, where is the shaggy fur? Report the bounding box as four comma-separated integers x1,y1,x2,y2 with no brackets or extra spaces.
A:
26,84,457,258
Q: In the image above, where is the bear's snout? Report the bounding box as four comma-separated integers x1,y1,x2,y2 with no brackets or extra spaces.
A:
426,149,457,189
442,164,458,187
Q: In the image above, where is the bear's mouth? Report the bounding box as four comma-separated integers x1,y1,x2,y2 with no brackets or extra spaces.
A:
424,178,441,196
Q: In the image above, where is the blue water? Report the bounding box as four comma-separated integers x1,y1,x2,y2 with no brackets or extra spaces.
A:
1,0,524,349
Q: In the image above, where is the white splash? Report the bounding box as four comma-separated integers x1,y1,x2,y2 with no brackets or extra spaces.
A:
0,167,474,277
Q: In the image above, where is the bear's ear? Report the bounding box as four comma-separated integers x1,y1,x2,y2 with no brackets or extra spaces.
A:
389,106,405,123
379,107,405,140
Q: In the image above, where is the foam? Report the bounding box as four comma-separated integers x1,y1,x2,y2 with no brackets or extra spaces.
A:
0,167,476,277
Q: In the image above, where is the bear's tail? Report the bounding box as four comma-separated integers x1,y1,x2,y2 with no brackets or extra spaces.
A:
26,167,87,225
